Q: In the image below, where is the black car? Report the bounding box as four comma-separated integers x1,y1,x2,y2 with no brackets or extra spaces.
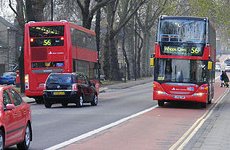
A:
43,73,98,108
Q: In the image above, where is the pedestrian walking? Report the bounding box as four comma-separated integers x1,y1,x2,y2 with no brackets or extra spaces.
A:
220,70,229,87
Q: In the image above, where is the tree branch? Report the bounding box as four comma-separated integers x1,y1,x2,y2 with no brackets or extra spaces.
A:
76,0,85,14
113,0,146,36
91,0,113,15
9,0,19,16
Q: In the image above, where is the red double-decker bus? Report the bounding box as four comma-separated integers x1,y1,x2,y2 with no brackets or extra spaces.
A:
152,16,216,108
24,21,99,103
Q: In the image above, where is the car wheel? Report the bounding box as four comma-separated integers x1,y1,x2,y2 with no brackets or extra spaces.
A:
158,101,164,107
17,124,31,150
0,130,4,150
44,100,52,108
91,94,98,106
62,102,68,107
76,95,84,107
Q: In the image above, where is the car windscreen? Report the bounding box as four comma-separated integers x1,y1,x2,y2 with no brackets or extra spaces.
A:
46,74,74,85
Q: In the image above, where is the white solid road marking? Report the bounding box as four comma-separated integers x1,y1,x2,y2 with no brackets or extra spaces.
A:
45,105,158,150
169,88,229,150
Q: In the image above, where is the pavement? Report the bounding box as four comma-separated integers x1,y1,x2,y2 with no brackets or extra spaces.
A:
21,77,153,103
184,88,230,150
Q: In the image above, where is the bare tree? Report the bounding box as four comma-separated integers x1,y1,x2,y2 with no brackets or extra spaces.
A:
44,0,81,22
76,0,112,29
9,0,48,92
135,0,171,77
103,0,146,80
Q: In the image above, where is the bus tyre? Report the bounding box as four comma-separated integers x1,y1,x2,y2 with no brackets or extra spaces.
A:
91,94,98,106
17,124,32,150
158,101,164,107
0,130,4,150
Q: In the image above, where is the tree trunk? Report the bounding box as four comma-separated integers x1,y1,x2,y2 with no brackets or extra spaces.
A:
141,32,148,77
103,35,110,79
110,38,120,80
122,27,130,80
103,32,121,81
31,0,47,21
136,28,143,78
95,7,101,81
25,0,35,21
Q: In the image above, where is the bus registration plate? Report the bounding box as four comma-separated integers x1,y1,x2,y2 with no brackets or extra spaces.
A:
174,95,185,99
53,91,65,95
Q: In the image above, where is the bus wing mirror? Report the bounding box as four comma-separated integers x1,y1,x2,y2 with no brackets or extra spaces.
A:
150,54,155,67
208,61,213,70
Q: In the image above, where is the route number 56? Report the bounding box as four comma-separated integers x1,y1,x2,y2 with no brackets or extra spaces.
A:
191,47,200,54
43,39,51,46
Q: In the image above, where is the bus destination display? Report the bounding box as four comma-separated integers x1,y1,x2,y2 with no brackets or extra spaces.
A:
162,45,202,56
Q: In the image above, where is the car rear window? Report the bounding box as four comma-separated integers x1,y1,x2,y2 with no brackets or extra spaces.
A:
46,74,75,84
2,72,16,77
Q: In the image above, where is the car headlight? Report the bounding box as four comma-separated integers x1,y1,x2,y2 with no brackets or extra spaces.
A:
193,93,204,97
156,91,167,95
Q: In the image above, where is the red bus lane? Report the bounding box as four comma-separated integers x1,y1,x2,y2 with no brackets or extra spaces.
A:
61,82,226,150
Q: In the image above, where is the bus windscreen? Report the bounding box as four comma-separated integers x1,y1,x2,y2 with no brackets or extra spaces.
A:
154,59,207,83
158,19,206,56
159,19,206,43
29,26,64,37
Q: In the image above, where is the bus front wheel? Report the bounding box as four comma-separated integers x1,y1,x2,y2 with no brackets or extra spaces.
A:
158,101,164,107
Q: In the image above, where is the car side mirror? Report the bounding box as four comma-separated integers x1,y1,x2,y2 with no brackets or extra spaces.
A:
5,104,16,110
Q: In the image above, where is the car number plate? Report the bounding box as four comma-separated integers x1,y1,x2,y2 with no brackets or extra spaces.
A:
174,95,185,99
53,91,65,95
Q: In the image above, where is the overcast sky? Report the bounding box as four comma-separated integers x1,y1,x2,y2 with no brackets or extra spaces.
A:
0,0,16,23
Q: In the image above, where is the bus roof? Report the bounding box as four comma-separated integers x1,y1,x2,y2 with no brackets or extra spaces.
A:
25,20,95,35
159,15,208,21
